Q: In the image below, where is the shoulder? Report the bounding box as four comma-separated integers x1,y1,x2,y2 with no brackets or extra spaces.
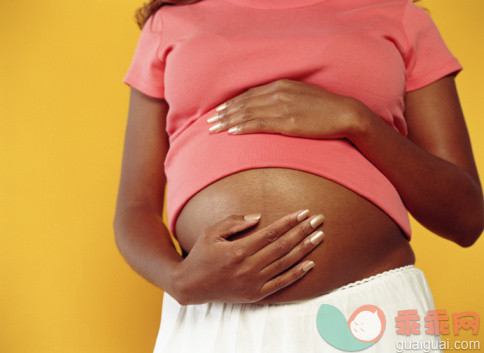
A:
401,0,433,23
141,7,165,34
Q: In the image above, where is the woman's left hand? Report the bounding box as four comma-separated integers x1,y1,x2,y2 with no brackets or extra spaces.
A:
206,79,363,140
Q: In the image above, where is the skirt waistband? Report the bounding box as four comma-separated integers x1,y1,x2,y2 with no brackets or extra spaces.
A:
269,264,418,307
328,264,415,293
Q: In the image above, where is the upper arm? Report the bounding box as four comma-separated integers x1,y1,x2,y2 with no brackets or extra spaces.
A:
115,87,170,215
404,74,482,189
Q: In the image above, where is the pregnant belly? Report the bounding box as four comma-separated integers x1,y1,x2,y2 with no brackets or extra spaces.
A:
174,167,415,304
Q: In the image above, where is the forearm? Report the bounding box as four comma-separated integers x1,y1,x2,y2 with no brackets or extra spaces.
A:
348,106,484,247
113,205,183,296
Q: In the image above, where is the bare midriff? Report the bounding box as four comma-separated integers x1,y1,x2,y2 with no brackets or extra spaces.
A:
174,167,415,304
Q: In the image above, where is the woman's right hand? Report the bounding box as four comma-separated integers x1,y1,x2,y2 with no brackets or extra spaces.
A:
171,209,326,305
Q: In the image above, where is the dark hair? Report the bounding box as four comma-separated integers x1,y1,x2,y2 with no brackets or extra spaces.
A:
134,0,425,30
134,0,201,29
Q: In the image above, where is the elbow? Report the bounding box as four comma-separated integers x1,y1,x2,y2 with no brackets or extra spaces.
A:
456,200,484,248
457,234,481,248
456,222,483,248
457,233,481,248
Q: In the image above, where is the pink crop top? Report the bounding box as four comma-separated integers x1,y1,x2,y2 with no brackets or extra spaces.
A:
123,0,462,240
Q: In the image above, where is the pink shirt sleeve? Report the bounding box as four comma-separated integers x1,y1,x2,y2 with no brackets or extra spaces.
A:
402,0,463,92
123,10,166,99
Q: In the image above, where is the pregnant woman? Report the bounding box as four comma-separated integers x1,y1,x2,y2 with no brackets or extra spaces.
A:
113,0,483,351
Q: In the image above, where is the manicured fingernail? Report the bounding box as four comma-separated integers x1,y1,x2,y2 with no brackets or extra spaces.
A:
244,213,261,221
310,214,325,228
215,102,227,111
207,114,219,123
309,230,325,245
302,261,315,272
297,209,310,221
209,122,222,133
228,126,239,134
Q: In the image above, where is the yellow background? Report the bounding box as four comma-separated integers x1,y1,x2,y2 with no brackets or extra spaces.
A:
1,0,482,352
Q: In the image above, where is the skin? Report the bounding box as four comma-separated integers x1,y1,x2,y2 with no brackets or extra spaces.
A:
113,74,483,306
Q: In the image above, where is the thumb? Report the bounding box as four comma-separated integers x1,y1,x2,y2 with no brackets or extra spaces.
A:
205,214,261,240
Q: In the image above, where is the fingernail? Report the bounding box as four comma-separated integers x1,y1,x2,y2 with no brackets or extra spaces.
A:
302,261,315,272
215,102,227,111
228,126,239,134
207,114,219,123
296,209,310,221
309,230,325,245
209,122,222,133
244,213,261,221
310,214,325,228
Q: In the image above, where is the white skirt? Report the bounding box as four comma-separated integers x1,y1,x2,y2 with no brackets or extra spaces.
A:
153,265,444,353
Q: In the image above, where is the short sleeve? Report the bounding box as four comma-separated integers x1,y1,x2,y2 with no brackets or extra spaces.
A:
123,10,166,99
402,0,463,92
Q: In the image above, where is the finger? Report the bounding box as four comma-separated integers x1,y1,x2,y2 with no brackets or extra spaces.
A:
258,260,315,299
250,214,325,269
208,96,275,133
206,89,256,125
234,209,311,254
227,117,282,135
259,229,325,280
204,214,262,241
213,80,283,115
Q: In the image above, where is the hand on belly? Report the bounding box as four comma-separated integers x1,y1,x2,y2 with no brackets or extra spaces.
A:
171,209,326,305
174,168,415,305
